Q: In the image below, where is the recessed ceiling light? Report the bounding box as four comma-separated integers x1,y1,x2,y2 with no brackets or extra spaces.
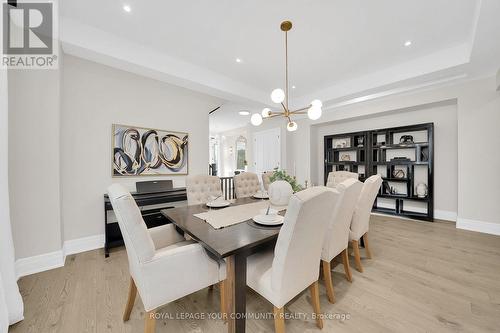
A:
123,4,131,12
292,85,296,89
239,111,250,116
236,58,242,63
404,40,412,47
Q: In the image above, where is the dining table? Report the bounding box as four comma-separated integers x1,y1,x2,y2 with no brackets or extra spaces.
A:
160,197,281,333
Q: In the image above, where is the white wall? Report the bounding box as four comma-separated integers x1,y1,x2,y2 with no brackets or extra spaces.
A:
8,68,63,260
289,75,500,233
60,55,222,241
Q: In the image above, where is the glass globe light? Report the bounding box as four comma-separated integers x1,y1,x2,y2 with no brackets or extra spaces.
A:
287,121,298,132
271,88,285,104
250,113,263,126
261,108,271,118
307,105,322,120
311,99,323,108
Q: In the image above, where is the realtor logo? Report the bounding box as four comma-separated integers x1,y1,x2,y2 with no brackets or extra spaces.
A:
2,1,58,69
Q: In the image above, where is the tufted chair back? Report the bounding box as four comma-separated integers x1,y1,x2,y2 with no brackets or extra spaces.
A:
326,171,358,188
186,175,222,205
350,175,382,241
271,186,340,306
107,184,156,285
233,172,260,198
321,178,363,261
261,171,275,191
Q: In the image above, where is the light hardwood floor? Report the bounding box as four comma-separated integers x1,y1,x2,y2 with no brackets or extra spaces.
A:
9,215,500,333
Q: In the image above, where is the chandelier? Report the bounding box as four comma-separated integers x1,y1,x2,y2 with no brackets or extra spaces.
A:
250,20,323,132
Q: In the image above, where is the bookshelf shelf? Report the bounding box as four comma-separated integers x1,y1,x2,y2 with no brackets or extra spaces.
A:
324,123,434,221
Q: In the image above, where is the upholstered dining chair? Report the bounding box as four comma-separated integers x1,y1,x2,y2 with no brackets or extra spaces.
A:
261,171,275,191
186,174,222,205
326,171,358,188
246,186,341,332
321,178,363,303
233,172,260,198
349,174,382,272
107,184,226,333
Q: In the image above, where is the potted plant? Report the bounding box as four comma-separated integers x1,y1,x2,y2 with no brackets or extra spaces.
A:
269,168,303,192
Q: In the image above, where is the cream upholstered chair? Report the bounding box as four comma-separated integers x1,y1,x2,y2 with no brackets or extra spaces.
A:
246,187,341,332
326,171,358,188
261,171,275,191
233,172,260,198
321,178,363,303
186,175,222,205
349,174,382,272
107,184,226,333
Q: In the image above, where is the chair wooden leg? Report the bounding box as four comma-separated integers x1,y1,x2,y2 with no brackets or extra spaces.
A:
321,260,335,303
309,281,324,329
144,311,156,333
273,306,285,333
363,232,372,259
352,240,364,273
123,277,137,322
219,280,227,321
341,248,352,282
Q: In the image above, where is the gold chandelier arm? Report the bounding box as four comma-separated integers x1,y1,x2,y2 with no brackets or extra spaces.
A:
267,113,285,119
289,110,307,115
280,102,289,115
290,106,310,114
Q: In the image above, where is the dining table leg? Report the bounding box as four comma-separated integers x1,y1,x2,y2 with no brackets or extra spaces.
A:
226,253,247,333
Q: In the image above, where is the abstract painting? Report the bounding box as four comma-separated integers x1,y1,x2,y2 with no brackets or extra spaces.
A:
112,124,188,176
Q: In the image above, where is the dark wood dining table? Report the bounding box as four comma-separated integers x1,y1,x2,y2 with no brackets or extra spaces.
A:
160,197,281,333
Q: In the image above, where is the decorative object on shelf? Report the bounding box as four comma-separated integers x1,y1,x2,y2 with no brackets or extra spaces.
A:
340,154,351,161
421,149,429,162
391,157,411,162
334,139,348,148
399,135,414,144
112,124,188,177
416,183,428,198
392,169,406,179
356,136,364,147
382,181,391,194
250,21,322,132
269,168,303,192
390,186,398,195
268,180,293,206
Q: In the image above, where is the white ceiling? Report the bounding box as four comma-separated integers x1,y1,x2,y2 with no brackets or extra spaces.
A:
60,0,500,132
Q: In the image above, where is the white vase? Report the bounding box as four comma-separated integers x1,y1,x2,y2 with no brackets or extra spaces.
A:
268,180,293,206
416,183,428,198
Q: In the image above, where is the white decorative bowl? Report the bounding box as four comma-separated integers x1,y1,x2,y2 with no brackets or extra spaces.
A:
268,180,293,206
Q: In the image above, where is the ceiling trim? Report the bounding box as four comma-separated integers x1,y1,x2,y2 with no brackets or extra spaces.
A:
60,18,270,106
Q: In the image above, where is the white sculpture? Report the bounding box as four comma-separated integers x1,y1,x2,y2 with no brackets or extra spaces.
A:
268,180,293,206
416,183,428,198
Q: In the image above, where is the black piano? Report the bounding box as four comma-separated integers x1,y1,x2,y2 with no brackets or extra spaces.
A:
103,180,187,257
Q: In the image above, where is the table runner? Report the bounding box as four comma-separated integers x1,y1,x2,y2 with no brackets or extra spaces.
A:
193,200,286,229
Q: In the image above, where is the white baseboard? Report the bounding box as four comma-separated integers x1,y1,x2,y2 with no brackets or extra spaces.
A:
456,218,500,236
16,234,105,279
434,210,457,221
372,210,457,222
15,250,65,279
63,234,105,256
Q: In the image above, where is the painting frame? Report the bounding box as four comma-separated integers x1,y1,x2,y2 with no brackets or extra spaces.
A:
111,123,189,177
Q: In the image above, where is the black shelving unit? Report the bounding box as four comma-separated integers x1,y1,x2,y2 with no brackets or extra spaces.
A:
324,123,434,221
324,131,369,185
